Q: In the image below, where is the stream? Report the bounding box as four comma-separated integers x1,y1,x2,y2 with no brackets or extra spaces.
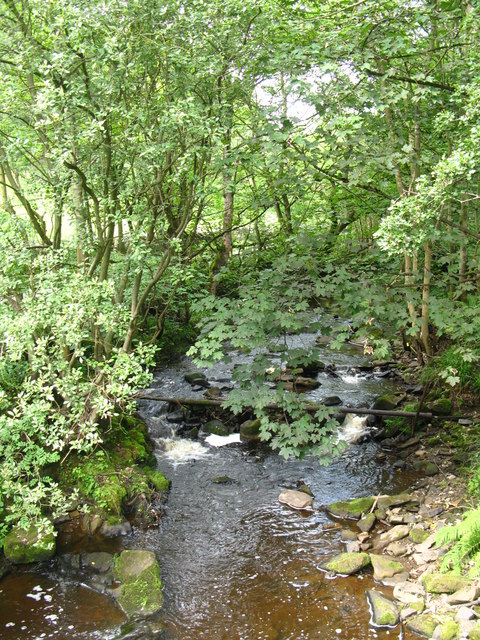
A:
0,329,421,640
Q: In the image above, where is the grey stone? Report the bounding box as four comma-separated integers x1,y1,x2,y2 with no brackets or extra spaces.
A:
393,580,426,605
374,525,410,550
447,584,480,605
456,606,477,621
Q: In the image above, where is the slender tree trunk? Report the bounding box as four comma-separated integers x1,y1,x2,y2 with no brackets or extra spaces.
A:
421,242,432,356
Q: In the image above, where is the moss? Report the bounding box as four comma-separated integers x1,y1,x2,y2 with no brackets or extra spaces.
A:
326,496,375,519
423,572,470,594
429,398,453,416
114,550,163,617
3,524,56,564
204,420,230,436
323,552,371,575
58,414,169,527
145,469,171,492
406,614,439,638
410,527,430,544
437,620,458,640
367,590,399,627
469,625,480,640
107,415,155,466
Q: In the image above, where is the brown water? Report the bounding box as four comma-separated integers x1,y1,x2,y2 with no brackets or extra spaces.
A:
0,332,419,640
129,439,418,640
0,572,126,639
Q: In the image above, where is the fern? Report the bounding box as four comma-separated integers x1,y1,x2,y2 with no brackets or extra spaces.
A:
437,508,480,576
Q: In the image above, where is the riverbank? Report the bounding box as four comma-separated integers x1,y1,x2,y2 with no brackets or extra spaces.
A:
318,402,480,639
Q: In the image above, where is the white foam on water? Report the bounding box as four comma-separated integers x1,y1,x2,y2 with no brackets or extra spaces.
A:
340,374,361,385
157,437,209,463
205,433,242,447
338,414,369,444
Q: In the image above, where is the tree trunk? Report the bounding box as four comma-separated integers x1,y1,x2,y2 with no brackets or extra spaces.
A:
421,242,432,356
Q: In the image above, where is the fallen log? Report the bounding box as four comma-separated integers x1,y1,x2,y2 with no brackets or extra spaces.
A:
133,394,466,420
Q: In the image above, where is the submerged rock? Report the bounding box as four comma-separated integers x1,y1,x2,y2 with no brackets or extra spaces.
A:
3,524,56,564
114,550,163,617
322,552,371,575
99,519,132,538
366,589,400,627
82,551,114,574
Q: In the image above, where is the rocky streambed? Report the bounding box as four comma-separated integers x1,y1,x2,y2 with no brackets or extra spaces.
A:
0,332,477,640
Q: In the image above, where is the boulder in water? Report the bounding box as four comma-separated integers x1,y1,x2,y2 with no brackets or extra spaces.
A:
114,550,163,617
240,418,261,441
278,489,313,510
323,395,342,406
322,552,371,575
184,372,209,388
366,590,400,627
204,419,230,436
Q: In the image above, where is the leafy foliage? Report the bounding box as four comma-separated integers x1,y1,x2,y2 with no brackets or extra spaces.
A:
437,509,480,578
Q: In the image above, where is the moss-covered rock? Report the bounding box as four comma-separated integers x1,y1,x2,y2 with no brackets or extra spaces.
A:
3,524,56,564
436,620,458,640
373,395,401,411
114,550,163,617
322,552,371,575
370,554,407,582
366,590,400,627
410,527,429,544
326,497,375,520
204,420,230,436
469,625,480,640
58,415,170,527
428,398,453,416
239,419,261,441
405,615,438,638
423,572,470,594
145,469,171,492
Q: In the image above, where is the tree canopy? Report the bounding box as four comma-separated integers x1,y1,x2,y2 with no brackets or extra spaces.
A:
0,0,479,531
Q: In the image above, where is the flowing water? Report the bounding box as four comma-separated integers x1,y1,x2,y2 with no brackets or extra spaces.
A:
0,330,420,640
